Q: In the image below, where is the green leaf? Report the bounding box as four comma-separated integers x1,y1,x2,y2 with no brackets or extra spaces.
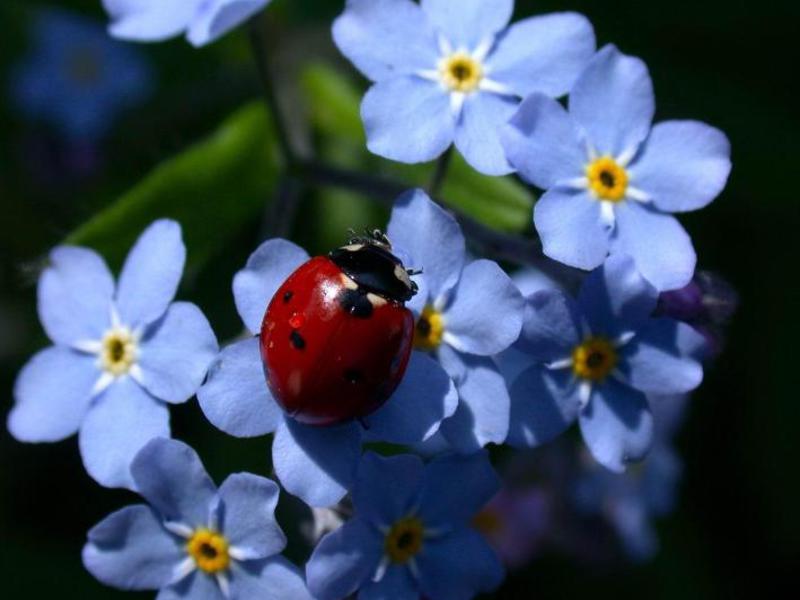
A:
66,103,280,271
300,62,534,232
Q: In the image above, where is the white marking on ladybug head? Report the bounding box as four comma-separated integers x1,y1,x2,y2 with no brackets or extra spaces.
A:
393,264,414,290
367,293,388,308
341,244,365,252
339,272,359,290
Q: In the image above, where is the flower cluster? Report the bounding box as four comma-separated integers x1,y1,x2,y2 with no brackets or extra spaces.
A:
6,1,735,599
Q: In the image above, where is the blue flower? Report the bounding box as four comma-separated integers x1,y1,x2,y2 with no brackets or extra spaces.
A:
102,0,272,47
83,438,311,599
7,220,218,489
306,451,504,600
197,226,458,508
572,394,687,561
9,8,153,141
502,44,732,291
387,190,524,452
333,0,595,175
506,254,706,472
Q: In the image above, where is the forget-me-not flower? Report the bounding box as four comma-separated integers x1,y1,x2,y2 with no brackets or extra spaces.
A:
197,226,458,508
333,0,595,175
572,394,687,561
306,451,504,600
7,220,218,489
387,189,524,452
506,254,706,472
102,0,272,47
9,8,153,141
502,44,732,290
83,438,311,599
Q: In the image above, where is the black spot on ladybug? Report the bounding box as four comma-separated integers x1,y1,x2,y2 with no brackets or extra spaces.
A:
343,369,363,384
283,290,293,303
338,289,373,319
290,330,306,350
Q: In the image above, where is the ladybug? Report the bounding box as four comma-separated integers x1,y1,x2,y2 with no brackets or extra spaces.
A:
260,231,418,427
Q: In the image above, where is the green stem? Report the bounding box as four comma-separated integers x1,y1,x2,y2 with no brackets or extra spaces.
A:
427,146,454,197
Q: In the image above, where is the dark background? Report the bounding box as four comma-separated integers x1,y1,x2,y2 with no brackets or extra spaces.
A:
1,0,797,598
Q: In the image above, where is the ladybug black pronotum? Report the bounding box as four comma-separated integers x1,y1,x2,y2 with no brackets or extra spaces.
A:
260,230,419,426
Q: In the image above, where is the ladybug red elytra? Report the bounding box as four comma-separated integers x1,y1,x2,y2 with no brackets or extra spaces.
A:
260,231,418,426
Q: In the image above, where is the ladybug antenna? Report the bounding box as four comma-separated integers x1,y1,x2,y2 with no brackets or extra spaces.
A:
406,267,423,276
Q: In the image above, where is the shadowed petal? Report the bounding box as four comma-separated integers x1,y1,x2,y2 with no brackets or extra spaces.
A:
233,238,309,335
187,0,271,47
515,290,581,360
306,518,382,600
272,418,361,507
353,453,424,527
197,337,283,437
454,92,517,176
233,556,312,600
83,504,183,590
579,380,654,473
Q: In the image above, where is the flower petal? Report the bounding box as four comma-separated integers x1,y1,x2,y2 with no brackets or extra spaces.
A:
103,0,198,42
187,0,270,47
418,452,500,527
454,92,517,176
579,379,654,472
138,302,218,404
362,76,455,164
534,188,611,270
621,319,704,394
631,120,732,213
353,453,424,528
359,563,418,600
155,570,221,600
362,351,458,445
83,504,183,591
37,246,114,346
8,346,97,442
569,44,654,157
333,0,439,82
79,378,170,489
272,418,361,507
197,337,283,437
417,528,504,600
233,556,313,600
611,201,696,291
116,220,186,328
130,437,217,526
507,366,581,448
516,289,581,360
215,473,285,558
420,0,512,49
489,12,595,97
502,93,586,189
233,239,309,335
577,253,658,337
387,189,465,303
442,259,524,355
438,349,510,452
306,518,382,600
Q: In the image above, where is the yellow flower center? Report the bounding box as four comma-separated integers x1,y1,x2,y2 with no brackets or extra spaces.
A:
439,52,483,93
385,517,424,564
572,337,618,382
586,156,629,202
414,306,445,351
100,328,138,376
186,529,230,574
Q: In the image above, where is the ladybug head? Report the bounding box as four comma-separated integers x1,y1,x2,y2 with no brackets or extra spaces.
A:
329,230,419,303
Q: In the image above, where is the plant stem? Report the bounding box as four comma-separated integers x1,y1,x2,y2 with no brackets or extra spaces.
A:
427,146,453,197
248,19,296,167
